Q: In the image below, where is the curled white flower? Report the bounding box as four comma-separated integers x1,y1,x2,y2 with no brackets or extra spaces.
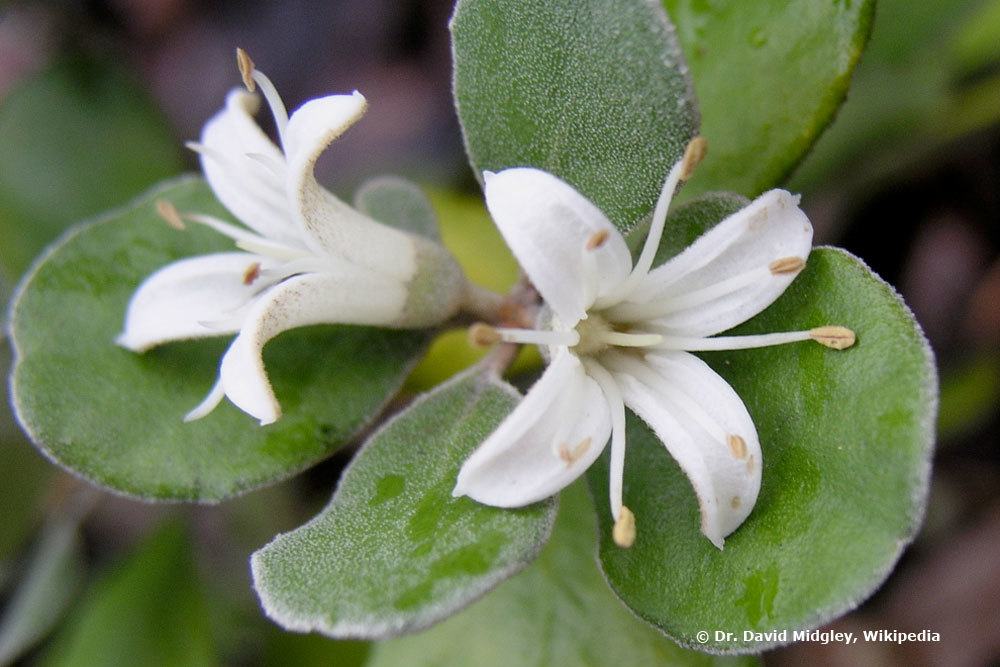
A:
453,138,855,549
117,49,465,425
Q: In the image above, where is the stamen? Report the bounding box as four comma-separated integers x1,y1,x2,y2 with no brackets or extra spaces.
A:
494,327,580,347
727,434,748,459
596,136,708,307
586,229,610,250
730,496,742,510
595,331,663,348
242,262,262,285
654,331,812,351
680,136,708,182
468,323,501,347
236,48,256,92
810,326,856,350
234,237,310,262
235,48,290,145
184,212,262,245
582,360,627,526
769,256,805,275
155,200,185,230
558,437,592,466
613,506,636,548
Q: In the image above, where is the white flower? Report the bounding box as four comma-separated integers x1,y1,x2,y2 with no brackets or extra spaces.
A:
117,50,465,425
453,138,855,549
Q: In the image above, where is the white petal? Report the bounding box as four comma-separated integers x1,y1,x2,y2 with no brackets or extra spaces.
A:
628,190,812,337
605,350,762,548
199,90,298,244
283,92,418,281
483,168,632,324
117,252,267,352
218,269,407,425
453,351,611,506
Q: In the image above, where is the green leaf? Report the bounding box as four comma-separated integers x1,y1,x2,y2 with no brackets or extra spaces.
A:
9,177,428,501
354,176,441,241
664,0,875,198
369,482,758,667
0,517,84,665
589,247,936,653
43,523,215,667
452,0,698,233
251,369,555,638
0,58,183,284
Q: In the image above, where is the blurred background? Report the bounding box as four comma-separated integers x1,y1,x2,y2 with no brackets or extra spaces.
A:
0,0,997,665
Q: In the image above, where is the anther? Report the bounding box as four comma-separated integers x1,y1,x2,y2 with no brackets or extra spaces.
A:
242,262,262,285
236,48,256,92
586,229,610,250
730,496,742,510
155,200,185,230
680,136,708,181
558,437,592,466
468,323,501,347
613,506,636,548
727,434,748,459
810,326,856,350
768,256,805,275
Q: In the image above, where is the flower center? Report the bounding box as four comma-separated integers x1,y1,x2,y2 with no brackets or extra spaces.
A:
571,313,663,356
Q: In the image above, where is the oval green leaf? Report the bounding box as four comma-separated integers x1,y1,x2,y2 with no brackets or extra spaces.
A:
251,369,556,638
665,0,875,198
452,0,699,233
370,482,758,667
8,177,428,501
589,247,936,653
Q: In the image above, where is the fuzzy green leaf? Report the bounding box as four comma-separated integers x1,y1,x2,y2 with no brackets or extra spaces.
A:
665,0,875,198
252,369,556,638
452,0,698,233
370,482,758,667
0,58,182,284
8,177,428,501
589,246,936,653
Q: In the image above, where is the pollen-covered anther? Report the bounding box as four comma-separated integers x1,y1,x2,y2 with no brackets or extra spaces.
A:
585,229,610,250
235,48,256,92
680,136,708,181
468,323,501,347
558,437,592,465
768,256,805,275
613,506,636,548
810,326,856,350
727,434,748,459
242,262,262,285
155,200,186,230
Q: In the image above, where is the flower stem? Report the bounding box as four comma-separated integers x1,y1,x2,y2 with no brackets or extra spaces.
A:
460,283,506,323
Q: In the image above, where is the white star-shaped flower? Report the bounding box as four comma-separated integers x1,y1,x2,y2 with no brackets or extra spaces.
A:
117,50,465,425
453,139,854,549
